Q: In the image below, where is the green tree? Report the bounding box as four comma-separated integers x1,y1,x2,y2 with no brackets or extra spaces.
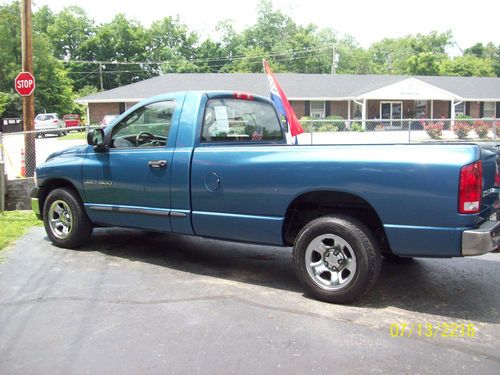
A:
366,31,452,75
407,52,446,75
465,42,500,76
46,6,95,60
33,5,54,34
146,16,199,73
0,1,76,116
79,14,151,89
439,55,495,77
33,34,75,114
0,91,13,117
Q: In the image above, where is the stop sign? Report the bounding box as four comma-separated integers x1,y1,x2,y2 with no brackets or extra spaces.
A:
14,71,35,96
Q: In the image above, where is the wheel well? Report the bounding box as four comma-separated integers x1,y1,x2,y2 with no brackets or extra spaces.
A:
283,191,390,251
39,179,81,214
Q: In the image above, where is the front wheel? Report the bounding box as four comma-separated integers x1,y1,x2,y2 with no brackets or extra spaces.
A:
293,215,381,304
43,188,93,248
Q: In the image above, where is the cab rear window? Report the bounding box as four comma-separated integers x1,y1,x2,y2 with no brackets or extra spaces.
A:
201,99,283,142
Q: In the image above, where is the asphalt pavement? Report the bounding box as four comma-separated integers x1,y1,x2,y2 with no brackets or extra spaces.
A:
0,227,499,374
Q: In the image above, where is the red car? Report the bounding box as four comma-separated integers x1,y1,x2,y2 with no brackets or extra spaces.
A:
63,114,82,130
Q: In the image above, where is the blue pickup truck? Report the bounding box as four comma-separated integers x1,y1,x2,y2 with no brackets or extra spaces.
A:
31,91,500,303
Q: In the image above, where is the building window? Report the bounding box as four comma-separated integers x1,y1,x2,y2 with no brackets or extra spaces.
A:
484,102,496,118
455,102,465,116
310,101,325,118
415,100,427,118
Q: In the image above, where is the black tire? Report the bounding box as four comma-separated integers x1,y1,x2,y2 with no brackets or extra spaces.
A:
293,215,381,304
43,187,93,249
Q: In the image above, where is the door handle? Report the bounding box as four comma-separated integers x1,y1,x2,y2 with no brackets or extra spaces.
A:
148,160,167,168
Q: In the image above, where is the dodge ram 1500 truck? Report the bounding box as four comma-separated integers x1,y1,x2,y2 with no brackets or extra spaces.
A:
31,91,500,303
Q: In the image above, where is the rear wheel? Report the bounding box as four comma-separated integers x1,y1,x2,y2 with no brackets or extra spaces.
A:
293,215,381,304
43,188,93,248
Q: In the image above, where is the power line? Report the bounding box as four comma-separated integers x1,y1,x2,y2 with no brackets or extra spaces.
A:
64,52,329,75
59,45,333,66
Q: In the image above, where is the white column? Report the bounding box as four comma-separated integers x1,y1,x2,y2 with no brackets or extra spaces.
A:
430,100,434,119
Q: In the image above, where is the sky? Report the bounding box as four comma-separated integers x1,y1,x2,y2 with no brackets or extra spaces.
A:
33,0,500,51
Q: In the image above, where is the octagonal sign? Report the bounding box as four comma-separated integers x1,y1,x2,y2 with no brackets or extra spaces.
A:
14,72,35,96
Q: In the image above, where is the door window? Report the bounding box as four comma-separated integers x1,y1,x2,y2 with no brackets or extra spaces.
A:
111,101,176,148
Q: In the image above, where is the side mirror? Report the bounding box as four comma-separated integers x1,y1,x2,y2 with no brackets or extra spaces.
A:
87,128,107,151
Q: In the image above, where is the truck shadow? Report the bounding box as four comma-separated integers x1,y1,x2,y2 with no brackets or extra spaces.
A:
86,228,500,324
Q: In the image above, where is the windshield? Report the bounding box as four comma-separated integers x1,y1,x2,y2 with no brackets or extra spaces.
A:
36,115,54,121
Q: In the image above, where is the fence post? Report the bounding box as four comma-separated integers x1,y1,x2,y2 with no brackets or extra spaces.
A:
0,131,4,163
494,120,497,142
407,119,411,143
0,161,4,213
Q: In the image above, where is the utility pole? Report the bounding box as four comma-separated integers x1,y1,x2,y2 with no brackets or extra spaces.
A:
21,0,35,177
99,62,104,91
331,45,339,75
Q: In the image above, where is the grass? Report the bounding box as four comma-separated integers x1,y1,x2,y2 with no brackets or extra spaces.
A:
58,131,87,141
0,211,43,253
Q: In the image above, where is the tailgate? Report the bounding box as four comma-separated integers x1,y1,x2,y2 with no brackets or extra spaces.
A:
479,144,499,221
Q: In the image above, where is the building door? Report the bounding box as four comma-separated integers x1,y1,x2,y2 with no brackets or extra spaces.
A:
380,102,403,128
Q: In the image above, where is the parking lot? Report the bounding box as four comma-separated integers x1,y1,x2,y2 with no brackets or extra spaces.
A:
0,227,499,374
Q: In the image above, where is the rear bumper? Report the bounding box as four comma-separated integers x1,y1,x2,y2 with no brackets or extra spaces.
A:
30,186,42,220
462,220,500,256
35,124,63,130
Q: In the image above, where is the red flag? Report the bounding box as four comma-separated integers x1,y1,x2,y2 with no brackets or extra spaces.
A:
263,60,304,137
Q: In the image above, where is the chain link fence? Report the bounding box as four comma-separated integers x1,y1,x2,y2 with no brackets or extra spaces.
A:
297,118,499,145
0,119,498,180
0,125,102,180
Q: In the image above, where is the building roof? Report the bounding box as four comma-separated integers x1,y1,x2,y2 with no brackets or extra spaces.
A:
77,73,500,103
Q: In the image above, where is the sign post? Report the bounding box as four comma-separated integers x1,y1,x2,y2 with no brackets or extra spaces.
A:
19,0,36,177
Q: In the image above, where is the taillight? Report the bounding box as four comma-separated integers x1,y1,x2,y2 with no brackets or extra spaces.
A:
52,119,58,124
495,165,500,187
233,92,253,100
458,161,482,214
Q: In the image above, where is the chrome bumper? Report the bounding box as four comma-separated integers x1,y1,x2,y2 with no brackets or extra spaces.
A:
462,221,500,256
30,186,42,220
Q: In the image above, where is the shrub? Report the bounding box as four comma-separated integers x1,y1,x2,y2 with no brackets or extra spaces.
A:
453,121,472,139
474,120,489,139
424,121,444,139
350,122,364,132
300,116,346,132
316,123,338,132
494,121,500,137
456,114,474,126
